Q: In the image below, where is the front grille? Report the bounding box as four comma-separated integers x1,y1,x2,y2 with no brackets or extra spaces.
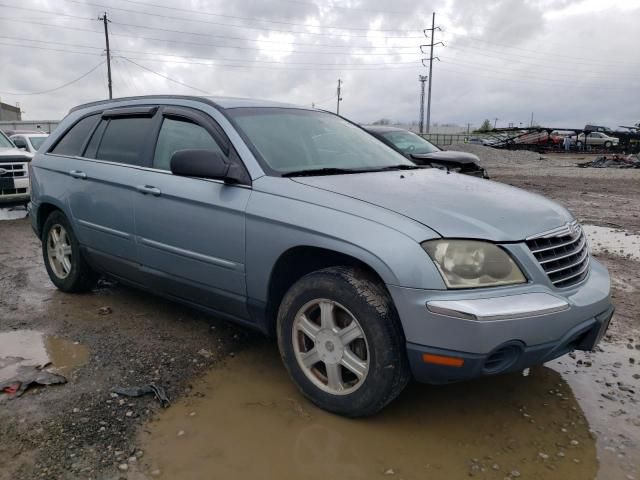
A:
0,162,28,178
0,187,27,196
526,221,590,288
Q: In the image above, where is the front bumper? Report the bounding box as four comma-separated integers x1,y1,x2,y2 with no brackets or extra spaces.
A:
0,176,30,204
389,258,613,384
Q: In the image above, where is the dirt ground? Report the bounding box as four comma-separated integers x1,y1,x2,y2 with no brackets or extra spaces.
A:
0,152,639,480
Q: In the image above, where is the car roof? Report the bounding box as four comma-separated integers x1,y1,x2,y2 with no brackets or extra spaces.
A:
69,95,310,113
363,125,412,134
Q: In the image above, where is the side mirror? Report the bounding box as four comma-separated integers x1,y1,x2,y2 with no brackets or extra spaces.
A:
170,149,243,183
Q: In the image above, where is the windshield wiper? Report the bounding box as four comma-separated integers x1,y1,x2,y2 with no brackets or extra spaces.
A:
282,164,424,177
372,164,424,171
282,167,364,177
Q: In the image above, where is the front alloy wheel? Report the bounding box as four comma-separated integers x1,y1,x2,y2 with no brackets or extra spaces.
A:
277,267,410,417
292,299,369,395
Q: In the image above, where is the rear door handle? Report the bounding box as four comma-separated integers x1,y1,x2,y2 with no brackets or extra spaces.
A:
69,170,87,179
136,185,161,196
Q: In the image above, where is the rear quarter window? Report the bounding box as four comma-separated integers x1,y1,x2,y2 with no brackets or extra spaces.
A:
50,114,100,156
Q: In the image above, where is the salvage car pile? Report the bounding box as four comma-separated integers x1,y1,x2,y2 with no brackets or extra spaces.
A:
578,154,640,169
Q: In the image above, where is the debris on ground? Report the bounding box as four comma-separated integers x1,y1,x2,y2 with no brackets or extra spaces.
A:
0,365,67,397
578,154,640,169
98,306,113,315
112,383,170,408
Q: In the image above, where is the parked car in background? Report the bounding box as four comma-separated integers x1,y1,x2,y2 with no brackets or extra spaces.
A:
30,95,612,417
365,126,487,178
0,129,31,205
10,133,49,155
571,132,619,148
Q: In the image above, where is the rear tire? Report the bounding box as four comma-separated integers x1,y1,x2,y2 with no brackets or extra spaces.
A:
604,141,612,148
42,211,97,292
277,266,410,417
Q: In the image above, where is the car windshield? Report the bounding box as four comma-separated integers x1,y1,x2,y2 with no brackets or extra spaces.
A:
29,136,47,150
0,131,14,148
228,108,413,175
380,130,440,154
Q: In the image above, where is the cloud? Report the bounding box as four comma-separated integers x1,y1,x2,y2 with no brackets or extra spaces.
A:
0,0,638,130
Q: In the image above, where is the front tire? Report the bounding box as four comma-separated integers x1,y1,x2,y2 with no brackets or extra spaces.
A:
277,267,410,417
42,211,97,292
604,141,612,148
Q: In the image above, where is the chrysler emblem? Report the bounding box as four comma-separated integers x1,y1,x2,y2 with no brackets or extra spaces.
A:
568,222,581,237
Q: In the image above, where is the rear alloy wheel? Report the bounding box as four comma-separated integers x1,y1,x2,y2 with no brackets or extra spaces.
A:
46,224,73,279
604,141,612,149
277,267,410,417
42,211,97,292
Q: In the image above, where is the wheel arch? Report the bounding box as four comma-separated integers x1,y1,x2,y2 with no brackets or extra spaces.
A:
260,245,394,337
36,199,68,240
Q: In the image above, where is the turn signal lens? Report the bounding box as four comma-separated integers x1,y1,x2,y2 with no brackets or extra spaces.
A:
422,353,465,367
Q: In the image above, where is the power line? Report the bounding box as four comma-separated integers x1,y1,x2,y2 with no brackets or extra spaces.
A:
0,18,421,56
271,0,416,16
112,0,424,32
120,57,210,94
0,40,103,56
108,19,419,50
59,0,424,39
439,57,632,87
438,60,634,90
114,55,420,71
446,33,635,66
0,60,106,95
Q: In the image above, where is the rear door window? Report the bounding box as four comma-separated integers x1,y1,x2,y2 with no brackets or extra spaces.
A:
153,117,223,171
50,114,100,156
95,117,154,166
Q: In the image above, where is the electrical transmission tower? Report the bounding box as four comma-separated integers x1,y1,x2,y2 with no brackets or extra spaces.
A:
98,12,112,99
421,12,444,134
418,75,428,134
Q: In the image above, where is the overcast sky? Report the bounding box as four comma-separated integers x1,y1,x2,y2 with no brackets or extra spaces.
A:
0,0,638,129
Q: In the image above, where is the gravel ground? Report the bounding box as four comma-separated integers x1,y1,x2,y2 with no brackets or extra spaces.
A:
0,150,639,479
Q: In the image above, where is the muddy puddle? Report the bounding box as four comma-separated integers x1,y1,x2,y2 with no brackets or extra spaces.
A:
135,343,638,480
583,224,640,261
0,329,89,388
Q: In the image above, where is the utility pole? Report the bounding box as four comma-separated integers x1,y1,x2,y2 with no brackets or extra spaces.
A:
529,112,534,127
418,75,428,134
494,117,499,128
336,79,342,115
422,12,443,134
99,12,112,99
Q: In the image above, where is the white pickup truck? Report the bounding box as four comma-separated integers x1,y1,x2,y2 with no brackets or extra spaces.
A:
0,130,31,205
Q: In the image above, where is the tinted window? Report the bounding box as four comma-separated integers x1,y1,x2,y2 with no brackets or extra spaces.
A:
95,117,154,166
0,131,13,148
153,118,222,171
50,114,99,156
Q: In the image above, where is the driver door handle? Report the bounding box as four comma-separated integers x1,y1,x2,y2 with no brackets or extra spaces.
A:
69,170,87,179
136,185,161,196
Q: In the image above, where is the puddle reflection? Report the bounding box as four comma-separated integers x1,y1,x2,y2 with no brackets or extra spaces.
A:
0,330,89,384
139,345,599,480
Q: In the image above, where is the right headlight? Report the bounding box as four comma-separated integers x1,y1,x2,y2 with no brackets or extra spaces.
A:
422,239,527,289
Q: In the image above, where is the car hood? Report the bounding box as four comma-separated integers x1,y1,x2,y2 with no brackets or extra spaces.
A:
410,150,480,164
0,147,32,159
292,169,572,241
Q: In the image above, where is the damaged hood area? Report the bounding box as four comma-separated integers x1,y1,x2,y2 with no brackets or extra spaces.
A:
292,169,573,242
410,150,480,165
